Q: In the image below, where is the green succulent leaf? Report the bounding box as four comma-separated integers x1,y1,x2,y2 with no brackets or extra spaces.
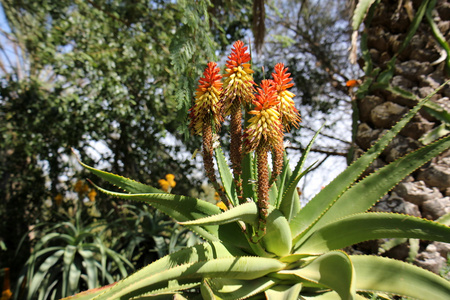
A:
179,202,258,226
295,212,450,254
242,152,258,202
289,82,447,241
436,211,450,226
351,255,450,300
351,0,377,30
215,147,239,206
203,277,278,300
94,255,286,299
77,156,162,194
296,134,450,247
279,125,322,221
276,251,356,300
90,241,244,299
264,283,302,300
88,181,222,241
300,291,368,300
28,249,65,298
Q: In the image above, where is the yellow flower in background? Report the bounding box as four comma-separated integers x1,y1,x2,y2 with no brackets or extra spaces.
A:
1,268,12,300
74,180,90,195
216,201,228,211
88,189,97,202
165,174,176,188
158,179,170,192
74,180,83,193
54,193,63,206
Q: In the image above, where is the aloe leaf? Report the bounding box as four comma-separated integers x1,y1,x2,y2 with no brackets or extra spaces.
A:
95,256,285,299
60,283,118,300
79,249,98,290
395,0,429,56
280,163,316,222
204,277,278,300
436,212,450,226
301,291,368,300
215,147,239,206
133,282,202,299
264,283,302,300
275,155,290,206
426,0,450,73
295,134,450,246
424,100,450,124
352,0,377,30
93,241,245,299
290,83,449,241
69,257,82,295
294,212,450,254
351,255,450,300
242,152,257,202
89,181,221,241
421,123,450,144
179,202,258,226
62,245,77,296
276,251,355,300
77,158,161,194
28,249,64,298
279,125,322,221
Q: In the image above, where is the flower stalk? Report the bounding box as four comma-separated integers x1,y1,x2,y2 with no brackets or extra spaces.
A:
222,41,255,202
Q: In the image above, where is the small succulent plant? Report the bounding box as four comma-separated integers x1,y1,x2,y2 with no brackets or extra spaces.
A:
71,41,450,300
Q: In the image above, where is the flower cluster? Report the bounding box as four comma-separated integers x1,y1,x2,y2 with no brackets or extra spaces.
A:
243,79,283,153
271,63,301,130
222,40,256,113
189,62,223,136
189,41,301,216
158,174,176,193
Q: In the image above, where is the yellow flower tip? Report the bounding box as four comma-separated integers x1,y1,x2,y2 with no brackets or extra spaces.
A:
189,62,223,136
158,179,170,192
222,41,256,110
270,63,301,131
243,80,283,153
216,201,228,211
165,174,176,188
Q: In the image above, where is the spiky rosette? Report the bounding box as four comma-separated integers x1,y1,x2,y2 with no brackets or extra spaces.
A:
244,80,283,153
189,62,223,135
271,63,301,131
222,40,255,113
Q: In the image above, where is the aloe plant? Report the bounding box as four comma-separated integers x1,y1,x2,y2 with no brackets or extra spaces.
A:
16,208,133,300
70,41,450,299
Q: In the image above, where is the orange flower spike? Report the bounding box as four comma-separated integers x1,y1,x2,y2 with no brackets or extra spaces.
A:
244,80,283,153
189,62,223,135
271,63,301,131
222,40,256,112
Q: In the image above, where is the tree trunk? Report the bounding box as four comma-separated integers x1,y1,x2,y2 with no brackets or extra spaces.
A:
353,0,450,274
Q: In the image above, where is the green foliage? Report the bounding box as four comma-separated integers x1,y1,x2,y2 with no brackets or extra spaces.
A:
0,0,253,285
108,204,201,267
74,77,450,299
15,208,133,300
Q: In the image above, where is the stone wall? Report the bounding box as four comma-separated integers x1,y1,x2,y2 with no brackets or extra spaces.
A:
352,0,449,276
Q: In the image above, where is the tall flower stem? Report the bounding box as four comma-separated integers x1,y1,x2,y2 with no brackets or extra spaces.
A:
252,143,269,242
202,120,231,208
270,135,284,186
230,101,243,202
